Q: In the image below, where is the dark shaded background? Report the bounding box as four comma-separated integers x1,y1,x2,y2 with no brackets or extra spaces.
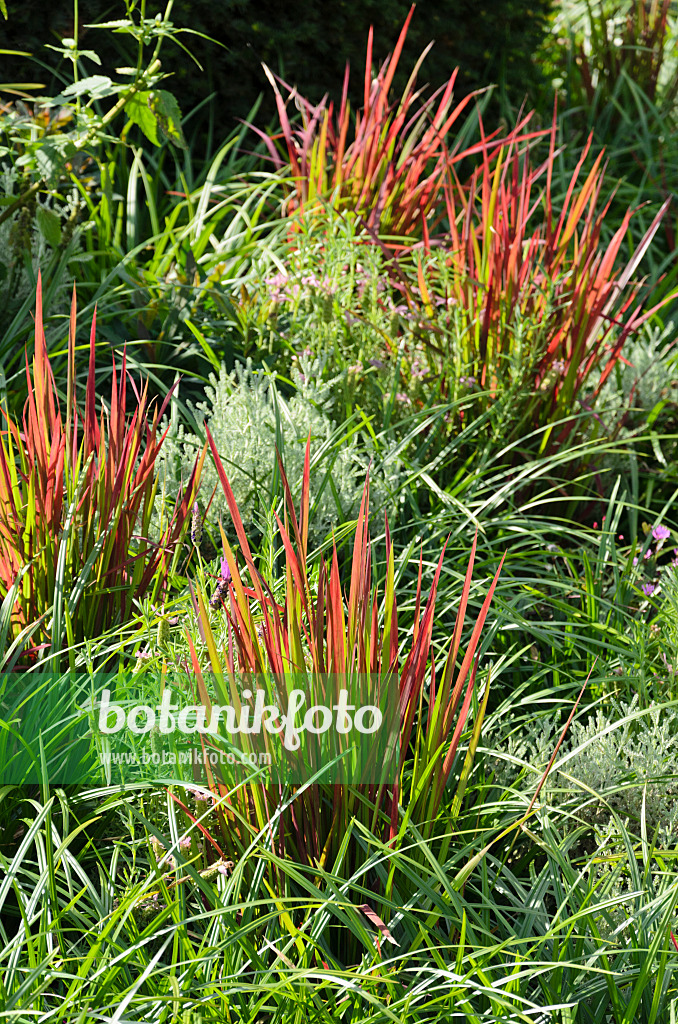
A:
1,0,554,145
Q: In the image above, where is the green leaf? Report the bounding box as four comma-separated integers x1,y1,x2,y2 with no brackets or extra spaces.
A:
0,1,7,19
36,206,61,248
86,19,134,29
124,89,187,149
30,139,75,184
61,75,116,100
125,90,158,145
148,90,187,149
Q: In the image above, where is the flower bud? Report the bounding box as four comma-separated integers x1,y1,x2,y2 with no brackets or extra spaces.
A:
150,724,162,756
191,501,203,546
157,616,171,645
209,578,229,610
320,292,334,324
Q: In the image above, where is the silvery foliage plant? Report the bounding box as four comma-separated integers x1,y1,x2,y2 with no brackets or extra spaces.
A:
152,352,402,547
490,696,678,847
587,318,678,446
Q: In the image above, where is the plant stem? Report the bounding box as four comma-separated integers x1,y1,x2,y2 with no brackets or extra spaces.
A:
0,180,40,227
0,57,161,229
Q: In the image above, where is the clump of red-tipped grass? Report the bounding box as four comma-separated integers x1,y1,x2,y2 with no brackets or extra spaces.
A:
249,4,539,243
398,107,672,450
0,274,205,667
179,429,503,874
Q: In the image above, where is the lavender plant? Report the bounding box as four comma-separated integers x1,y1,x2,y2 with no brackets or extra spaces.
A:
586,318,678,449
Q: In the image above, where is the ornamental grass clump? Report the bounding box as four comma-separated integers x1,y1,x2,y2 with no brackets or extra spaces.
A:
417,113,673,449
0,275,205,667
179,430,503,876
252,5,538,240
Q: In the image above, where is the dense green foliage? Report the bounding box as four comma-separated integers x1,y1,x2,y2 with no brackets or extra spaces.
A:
2,1,678,1020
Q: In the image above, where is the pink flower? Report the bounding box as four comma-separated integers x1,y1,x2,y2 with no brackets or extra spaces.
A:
642,583,656,596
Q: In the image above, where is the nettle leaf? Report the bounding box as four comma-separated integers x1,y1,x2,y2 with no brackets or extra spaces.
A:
125,89,187,148
125,90,159,145
76,49,102,65
148,90,187,149
61,75,116,100
27,138,77,184
36,206,62,248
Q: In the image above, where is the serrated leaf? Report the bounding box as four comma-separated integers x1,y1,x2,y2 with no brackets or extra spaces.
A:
61,75,114,100
76,49,102,65
148,89,187,149
124,90,158,145
33,140,75,184
36,206,62,248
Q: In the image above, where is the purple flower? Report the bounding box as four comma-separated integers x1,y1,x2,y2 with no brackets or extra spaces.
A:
220,556,231,582
210,577,229,610
653,525,671,543
642,583,657,596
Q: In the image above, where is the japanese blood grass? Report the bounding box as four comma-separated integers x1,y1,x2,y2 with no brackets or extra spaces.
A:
532,1,678,300
428,111,673,452
0,275,206,668
556,0,678,114
174,429,504,876
250,5,541,242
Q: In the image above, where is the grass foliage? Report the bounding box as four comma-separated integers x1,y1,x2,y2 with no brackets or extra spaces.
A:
1,1,678,1020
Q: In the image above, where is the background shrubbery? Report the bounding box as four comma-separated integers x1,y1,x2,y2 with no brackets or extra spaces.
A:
1,0,556,137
